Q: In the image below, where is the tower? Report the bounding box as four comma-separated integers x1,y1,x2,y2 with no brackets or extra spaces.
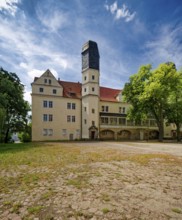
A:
81,41,100,139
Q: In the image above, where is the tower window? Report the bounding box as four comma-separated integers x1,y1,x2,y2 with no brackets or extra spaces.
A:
84,107,87,112
39,88,44,93
92,87,95,92
84,119,87,124
84,88,87,92
92,109,95,114
92,75,95,80
84,76,87,81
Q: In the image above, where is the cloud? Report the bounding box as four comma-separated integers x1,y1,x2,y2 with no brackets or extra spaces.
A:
105,1,136,22
0,0,20,16
36,4,70,33
145,24,182,69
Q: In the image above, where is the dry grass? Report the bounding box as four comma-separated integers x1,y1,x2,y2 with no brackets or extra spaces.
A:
0,142,182,219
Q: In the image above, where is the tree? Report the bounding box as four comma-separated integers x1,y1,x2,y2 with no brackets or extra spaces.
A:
0,67,30,143
123,62,178,142
166,70,182,141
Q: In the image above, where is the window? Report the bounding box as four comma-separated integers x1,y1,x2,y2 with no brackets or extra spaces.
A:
102,106,109,112
119,107,126,114
101,117,109,124
48,129,53,136
76,129,80,135
62,129,67,136
53,89,57,94
43,114,53,121
67,103,71,109
110,117,117,125
92,75,95,80
43,101,53,108
43,129,48,136
49,79,51,85
43,101,47,108
43,114,48,121
67,115,71,122
49,101,53,108
67,115,75,122
119,118,126,125
92,87,95,92
84,107,87,112
92,121,95,126
44,79,47,83
92,109,95,114
84,119,87,124
84,88,87,92
84,76,87,81
49,114,53,121
72,116,76,122
72,103,76,109
39,88,44,93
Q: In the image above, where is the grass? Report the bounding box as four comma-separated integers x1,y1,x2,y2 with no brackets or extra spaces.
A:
172,208,182,214
27,205,44,214
102,208,110,214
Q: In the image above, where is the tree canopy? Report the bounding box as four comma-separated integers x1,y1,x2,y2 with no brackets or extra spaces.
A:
123,62,181,142
0,67,30,143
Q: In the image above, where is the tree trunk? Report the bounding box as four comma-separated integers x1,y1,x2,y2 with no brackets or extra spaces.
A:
158,122,164,142
4,127,9,143
176,123,181,142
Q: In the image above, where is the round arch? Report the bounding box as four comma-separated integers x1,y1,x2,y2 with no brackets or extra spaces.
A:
100,130,115,140
117,130,131,140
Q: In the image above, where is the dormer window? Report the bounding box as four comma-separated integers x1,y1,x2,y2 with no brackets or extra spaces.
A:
44,79,47,83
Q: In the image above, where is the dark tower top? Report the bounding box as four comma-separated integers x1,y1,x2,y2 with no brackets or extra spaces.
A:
81,40,100,71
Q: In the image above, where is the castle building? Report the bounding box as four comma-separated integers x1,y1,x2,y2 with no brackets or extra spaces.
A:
31,41,174,141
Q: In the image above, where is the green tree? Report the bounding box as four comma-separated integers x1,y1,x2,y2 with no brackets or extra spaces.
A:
0,67,30,143
166,70,182,141
123,62,178,142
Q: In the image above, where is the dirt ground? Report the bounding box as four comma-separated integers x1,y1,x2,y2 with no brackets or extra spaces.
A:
0,141,182,220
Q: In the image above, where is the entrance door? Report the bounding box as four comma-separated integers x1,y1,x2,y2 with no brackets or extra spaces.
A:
91,131,95,139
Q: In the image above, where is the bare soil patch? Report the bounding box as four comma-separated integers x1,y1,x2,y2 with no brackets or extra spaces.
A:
0,142,182,220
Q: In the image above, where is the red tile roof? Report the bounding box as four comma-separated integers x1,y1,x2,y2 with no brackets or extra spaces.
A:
59,81,82,99
59,80,121,102
100,86,121,102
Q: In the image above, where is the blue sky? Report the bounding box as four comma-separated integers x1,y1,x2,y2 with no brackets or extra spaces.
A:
0,0,182,103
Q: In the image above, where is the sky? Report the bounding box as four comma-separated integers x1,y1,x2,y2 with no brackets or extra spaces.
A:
0,0,182,104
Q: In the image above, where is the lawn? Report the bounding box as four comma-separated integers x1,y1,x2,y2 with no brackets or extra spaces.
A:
0,142,182,220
